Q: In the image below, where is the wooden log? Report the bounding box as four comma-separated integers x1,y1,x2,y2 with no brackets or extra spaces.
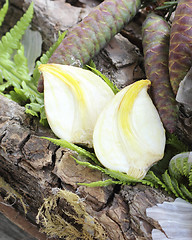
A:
0,0,173,239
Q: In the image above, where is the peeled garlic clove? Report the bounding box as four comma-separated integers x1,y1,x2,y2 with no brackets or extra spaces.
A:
39,64,114,147
93,80,166,179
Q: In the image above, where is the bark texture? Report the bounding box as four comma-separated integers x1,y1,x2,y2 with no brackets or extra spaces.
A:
0,0,174,239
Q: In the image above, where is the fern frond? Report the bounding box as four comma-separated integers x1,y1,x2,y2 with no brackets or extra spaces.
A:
104,169,139,184
168,154,185,180
180,184,192,201
140,179,159,188
0,70,3,84
87,65,119,94
0,2,34,88
188,168,192,186
170,177,186,200
144,171,168,190
166,134,189,152
25,102,41,117
0,81,10,91
13,43,29,78
183,156,192,177
9,88,28,104
1,43,31,92
78,179,122,187
42,137,99,165
0,2,33,57
0,2,46,127
73,157,105,171
162,170,179,197
74,157,138,185
0,0,8,27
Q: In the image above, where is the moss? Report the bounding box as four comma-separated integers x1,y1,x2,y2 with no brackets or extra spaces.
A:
36,188,107,239
0,176,27,214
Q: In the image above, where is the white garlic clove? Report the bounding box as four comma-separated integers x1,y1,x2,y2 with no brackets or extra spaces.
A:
39,64,114,147
93,80,166,179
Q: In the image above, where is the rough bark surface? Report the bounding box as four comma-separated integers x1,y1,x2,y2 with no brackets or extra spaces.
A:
0,0,174,239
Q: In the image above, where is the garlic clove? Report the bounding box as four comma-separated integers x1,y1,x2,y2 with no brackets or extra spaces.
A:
39,64,114,147
93,80,166,179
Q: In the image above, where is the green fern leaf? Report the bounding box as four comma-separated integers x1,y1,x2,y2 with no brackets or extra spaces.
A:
162,170,179,197
183,156,192,177
188,168,192,186
0,69,3,84
1,60,22,88
73,157,138,185
168,155,184,180
0,2,45,116
73,156,105,171
13,43,29,79
0,81,10,91
180,184,192,201
0,0,8,27
9,88,28,103
104,169,139,184
144,171,168,190
166,133,189,153
42,137,100,165
140,179,158,188
87,65,120,94
21,81,43,103
0,2,34,89
0,2,33,58
171,177,186,200
75,157,140,184
78,179,122,187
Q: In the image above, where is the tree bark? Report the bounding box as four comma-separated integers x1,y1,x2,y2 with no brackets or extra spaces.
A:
0,0,174,239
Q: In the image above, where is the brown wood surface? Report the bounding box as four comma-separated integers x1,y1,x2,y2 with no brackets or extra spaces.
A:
0,0,175,239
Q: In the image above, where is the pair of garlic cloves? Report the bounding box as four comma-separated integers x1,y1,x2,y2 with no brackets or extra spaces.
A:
39,64,166,179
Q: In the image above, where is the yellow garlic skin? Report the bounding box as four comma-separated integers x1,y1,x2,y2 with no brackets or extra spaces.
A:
39,64,114,147
93,80,166,179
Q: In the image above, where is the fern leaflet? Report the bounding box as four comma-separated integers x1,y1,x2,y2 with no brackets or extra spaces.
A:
0,2,33,58
87,65,120,94
78,179,122,187
144,171,168,190
166,133,189,153
189,168,192,186
170,177,186,200
180,184,192,201
168,154,185,180
42,137,100,165
162,170,179,197
73,156,136,185
0,0,8,27
0,2,40,101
